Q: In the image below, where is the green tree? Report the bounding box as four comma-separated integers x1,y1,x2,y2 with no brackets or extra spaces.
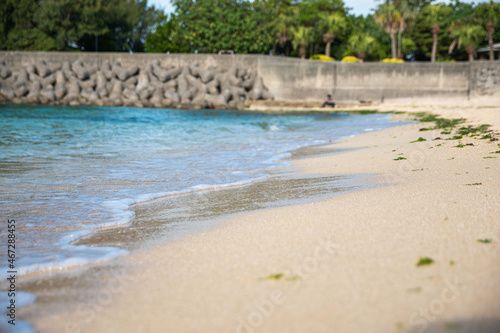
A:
449,24,485,61
297,0,347,57
394,0,417,59
408,0,474,61
291,26,311,59
474,0,500,61
344,31,377,61
0,0,44,50
375,3,400,58
349,14,390,60
0,0,161,51
2,28,57,51
273,0,298,56
170,0,274,54
145,14,188,53
320,12,348,57
34,0,96,50
421,4,451,62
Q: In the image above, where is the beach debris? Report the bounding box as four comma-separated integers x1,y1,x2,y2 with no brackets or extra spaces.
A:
0,59,274,109
465,183,482,186
393,156,407,160
416,257,434,267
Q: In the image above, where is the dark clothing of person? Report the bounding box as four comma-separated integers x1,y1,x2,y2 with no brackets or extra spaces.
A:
321,101,335,108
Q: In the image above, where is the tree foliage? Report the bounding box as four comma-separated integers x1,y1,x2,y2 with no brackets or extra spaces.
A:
0,0,161,51
165,0,274,54
320,12,348,57
1,0,498,61
474,1,500,60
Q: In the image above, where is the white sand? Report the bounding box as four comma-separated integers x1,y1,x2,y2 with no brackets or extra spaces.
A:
33,102,500,333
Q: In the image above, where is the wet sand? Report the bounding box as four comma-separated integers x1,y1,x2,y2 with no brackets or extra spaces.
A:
26,101,500,333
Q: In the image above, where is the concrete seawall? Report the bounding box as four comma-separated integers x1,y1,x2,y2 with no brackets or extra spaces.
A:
257,56,500,102
1,52,499,107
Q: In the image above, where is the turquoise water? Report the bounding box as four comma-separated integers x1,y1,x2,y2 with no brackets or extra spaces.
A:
0,104,399,276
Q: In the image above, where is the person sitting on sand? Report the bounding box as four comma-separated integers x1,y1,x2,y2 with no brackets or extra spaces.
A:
321,94,336,108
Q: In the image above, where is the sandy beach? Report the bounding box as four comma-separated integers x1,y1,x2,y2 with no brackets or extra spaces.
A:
29,101,500,333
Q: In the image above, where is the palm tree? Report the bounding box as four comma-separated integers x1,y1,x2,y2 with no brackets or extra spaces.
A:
274,1,298,57
319,12,347,58
421,4,451,63
449,25,486,62
291,26,311,59
474,1,500,61
345,32,377,61
375,3,400,59
394,0,417,59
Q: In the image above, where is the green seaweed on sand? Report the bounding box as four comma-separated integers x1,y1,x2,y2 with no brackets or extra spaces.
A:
411,168,424,171
446,135,462,140
410,137,427,143
441,130,452,135
449,260,455,266
477,239,492,244
457,124,491,136
394,157,407,160
453,144,465,148
414,113,465,129
483,156,497,159
491,151,500,154
480,134,492,140
416,257,434,267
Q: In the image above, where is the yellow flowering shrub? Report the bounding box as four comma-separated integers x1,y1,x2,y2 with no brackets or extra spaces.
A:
380,58,404,63
341,56,360,62
309,54,335,61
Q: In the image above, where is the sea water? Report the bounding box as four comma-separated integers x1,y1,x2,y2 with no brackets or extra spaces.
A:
0,104,400,276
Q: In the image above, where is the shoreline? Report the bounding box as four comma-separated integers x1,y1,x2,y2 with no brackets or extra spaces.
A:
23,102,500,332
